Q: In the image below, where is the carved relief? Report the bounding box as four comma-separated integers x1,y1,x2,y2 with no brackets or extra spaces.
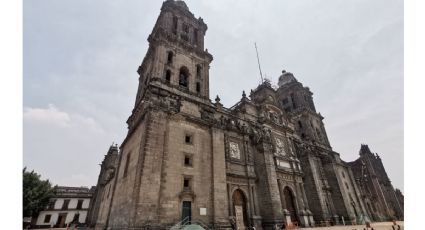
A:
100,167,116,185
229,142,241,159
275,138,286,156
288,139,295,155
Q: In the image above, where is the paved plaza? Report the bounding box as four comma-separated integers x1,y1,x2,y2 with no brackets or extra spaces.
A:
300,221,404,230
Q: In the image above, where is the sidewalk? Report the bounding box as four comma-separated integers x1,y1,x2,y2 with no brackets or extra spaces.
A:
300,221,404,230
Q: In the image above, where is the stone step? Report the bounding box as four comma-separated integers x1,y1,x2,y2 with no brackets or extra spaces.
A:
181,224,207,230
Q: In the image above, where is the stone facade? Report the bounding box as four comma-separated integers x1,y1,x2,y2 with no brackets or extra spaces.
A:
89,1,403,229
87,145,119,229
348,145,404,222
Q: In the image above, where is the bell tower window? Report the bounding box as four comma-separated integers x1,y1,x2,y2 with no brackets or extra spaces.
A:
165,70,171,83
196,64,202,78
167,51,173,64
179,66,189,88
172,16,178,34
194,28,198,45
196,82,201,93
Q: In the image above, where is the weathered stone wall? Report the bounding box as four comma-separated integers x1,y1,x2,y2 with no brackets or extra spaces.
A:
108,112,149,228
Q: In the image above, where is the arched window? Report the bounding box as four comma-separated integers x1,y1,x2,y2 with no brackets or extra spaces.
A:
167,51,173,64
165,70,171,82
179,66,189,88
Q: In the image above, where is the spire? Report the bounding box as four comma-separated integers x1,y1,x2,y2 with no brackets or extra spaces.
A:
359,144,372,156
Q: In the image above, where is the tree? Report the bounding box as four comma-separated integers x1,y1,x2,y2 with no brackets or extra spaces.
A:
23,167,55,218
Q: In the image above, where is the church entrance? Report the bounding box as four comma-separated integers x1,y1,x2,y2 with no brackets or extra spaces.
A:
233,189,248,230
181,201,192,223
283,187,299,224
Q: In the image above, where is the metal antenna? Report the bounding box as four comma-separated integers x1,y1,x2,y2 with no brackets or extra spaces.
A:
254,42,264,83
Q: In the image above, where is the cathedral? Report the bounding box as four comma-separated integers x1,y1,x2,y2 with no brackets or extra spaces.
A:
87,1,403,229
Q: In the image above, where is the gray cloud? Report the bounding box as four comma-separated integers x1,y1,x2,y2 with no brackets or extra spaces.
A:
24,0,403,192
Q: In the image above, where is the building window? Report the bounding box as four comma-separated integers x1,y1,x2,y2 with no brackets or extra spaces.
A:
193,28,198,44
345,182,349,189
76,200,84,209
342,171,346,178
196,82,201,93
179,66,189,88
181,24,189,42
173,16,178,34
183,177,191,190
123,152,131,178
184,155,193,167
185,134,193,144
165,70,171,82
182,23,189,33
44,214,51,223
291,93,297,109
62,199,70,210
47,199,56,209
196,64,202,78
73,213,80,222
167,51,173,64
298,121,303,129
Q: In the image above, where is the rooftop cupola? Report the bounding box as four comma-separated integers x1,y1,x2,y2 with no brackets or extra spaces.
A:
278,69,297,87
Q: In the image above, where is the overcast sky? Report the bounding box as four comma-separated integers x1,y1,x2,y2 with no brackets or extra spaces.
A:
23,0,403,192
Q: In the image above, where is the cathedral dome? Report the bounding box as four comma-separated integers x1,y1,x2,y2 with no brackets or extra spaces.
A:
278,70,297,87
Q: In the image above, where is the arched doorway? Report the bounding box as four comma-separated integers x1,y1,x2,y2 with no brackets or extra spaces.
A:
283,187,299,223
233,189,248,230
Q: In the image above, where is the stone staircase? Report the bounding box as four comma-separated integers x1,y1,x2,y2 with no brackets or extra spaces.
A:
169,217,210,230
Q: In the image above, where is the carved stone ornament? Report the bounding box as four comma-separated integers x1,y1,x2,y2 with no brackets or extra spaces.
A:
100,167,116,185
275,138,286,156
229,142,241,159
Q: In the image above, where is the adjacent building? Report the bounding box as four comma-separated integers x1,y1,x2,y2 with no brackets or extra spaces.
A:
35,186,93,228
348,145,404,222
88,1,403,229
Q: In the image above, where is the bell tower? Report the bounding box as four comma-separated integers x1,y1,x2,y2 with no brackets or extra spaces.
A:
276,70,331,147
133,0,213,111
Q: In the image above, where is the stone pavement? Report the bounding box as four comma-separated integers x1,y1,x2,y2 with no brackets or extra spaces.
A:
300,221,404,230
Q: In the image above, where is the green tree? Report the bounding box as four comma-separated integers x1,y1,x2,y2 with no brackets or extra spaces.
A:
23,167,55,217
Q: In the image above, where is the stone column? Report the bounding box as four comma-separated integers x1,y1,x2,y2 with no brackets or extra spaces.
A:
307,210,315,227
253,141,284,229
211,127,231,229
